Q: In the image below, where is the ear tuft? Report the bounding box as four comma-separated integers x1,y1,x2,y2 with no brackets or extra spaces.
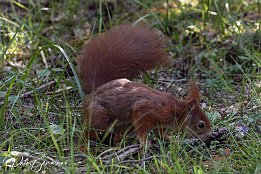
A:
187,99,197,110
185,81,201,102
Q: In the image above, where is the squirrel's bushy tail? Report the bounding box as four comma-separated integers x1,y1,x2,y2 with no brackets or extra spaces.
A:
77,23,168,93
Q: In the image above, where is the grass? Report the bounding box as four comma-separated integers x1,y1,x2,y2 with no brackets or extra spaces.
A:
0,0,260,173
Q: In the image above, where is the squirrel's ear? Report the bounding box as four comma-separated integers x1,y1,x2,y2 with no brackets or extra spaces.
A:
185,81,200,103
187,99,197,110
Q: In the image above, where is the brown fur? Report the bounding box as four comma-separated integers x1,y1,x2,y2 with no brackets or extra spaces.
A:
77,23,167,93
77,24,212,146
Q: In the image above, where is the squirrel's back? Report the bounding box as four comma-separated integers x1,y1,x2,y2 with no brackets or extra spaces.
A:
77,24,167,93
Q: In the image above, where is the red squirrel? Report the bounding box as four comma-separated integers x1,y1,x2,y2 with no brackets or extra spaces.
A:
77,24,212,146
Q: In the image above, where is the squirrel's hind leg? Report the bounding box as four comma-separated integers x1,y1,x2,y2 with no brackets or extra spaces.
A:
83,102,113,141
113,126,130,144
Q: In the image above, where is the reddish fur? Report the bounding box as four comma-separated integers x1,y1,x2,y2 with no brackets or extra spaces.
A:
77,24,212,146
77,23,167,93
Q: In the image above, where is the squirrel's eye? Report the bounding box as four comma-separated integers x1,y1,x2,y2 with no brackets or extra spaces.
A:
197,121,205,129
